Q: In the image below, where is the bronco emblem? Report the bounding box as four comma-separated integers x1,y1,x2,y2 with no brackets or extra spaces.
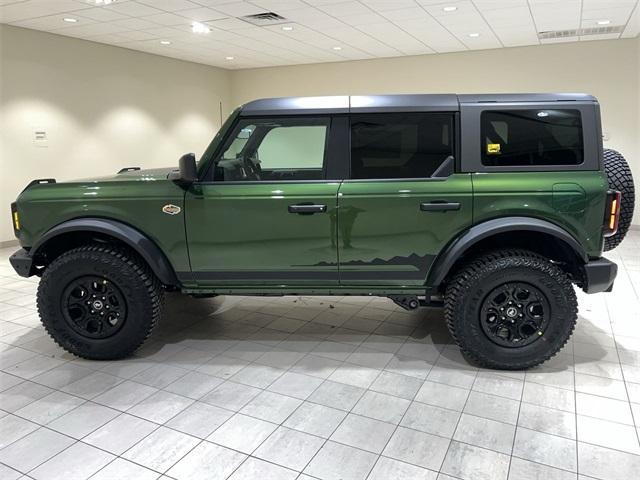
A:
162,204,181,215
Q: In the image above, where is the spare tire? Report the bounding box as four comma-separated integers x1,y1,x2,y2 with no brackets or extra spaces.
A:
603,148,635,251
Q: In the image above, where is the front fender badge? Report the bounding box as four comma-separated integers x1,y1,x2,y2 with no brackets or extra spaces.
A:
162,204,181,215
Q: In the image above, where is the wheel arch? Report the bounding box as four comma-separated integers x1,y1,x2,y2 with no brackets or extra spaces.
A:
30,218,179,286
427,217,588,288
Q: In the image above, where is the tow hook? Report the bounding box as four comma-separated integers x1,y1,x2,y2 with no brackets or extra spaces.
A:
388,295,420,310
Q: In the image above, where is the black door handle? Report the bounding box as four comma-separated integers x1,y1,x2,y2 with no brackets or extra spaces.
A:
288,204,327,214
420,202,461,212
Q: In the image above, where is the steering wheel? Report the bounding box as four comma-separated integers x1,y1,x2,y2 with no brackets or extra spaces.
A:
242,154,262,180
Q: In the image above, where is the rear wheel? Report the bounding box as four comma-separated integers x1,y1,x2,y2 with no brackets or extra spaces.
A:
603,148,635,251
37,244,163,360
444,250,577,370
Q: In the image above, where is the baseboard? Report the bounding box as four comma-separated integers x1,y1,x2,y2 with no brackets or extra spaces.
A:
0,239,19,249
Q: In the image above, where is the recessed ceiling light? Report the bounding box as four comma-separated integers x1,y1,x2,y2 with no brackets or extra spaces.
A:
93,0,115,4
468,33,480,37
63,17,78,23
160,40,171,45
332,46,342,51
597,19,611,25
192,22,210,34
443,6,457,12
281,25,294,31
225,56,235,60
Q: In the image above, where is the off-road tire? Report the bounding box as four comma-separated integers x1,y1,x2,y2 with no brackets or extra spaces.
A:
603,148,635,251
444,250,577,370
37,244,163,360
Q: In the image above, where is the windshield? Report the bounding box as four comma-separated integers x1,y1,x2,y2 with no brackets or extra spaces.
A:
197,107,241,174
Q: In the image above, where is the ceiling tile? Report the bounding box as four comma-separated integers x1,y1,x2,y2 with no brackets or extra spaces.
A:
104,1,164,18
9,13,97,31
0,0,89,23
315,1,371,16
117,29,159,40
360,0,417,12
75,7,130,22
206,16,255,29
174,6,227,21
137,0,201,11
143,12,190,25
248,0,308,11
622,2,639,37
1,0,636,69
480,6,533,28
208,1,266,16
111,16,158,30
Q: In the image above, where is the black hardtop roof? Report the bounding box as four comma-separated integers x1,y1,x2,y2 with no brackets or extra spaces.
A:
239,93,597,116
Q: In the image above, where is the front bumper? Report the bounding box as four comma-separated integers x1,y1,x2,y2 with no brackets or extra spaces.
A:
9,248,35,278
582,257,617,294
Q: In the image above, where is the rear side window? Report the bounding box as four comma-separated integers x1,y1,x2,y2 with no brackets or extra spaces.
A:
481,109,583,166
350,113,454,179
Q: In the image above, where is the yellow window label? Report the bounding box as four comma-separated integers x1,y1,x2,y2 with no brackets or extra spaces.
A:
487,143,501,154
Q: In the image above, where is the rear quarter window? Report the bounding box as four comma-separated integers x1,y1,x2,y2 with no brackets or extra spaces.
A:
481,109,584,167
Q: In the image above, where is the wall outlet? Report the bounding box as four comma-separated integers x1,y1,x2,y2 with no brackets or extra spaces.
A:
602,131,610,142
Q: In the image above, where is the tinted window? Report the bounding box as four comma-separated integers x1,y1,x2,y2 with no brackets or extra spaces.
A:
214,117,329,181
350,113,454,179
481,109,583,166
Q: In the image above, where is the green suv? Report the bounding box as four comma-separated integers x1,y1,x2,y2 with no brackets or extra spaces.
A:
9,94,635,369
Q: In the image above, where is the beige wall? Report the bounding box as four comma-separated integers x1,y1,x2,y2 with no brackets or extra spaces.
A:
0,25,232,242
1,26,638,243
231,38,640,225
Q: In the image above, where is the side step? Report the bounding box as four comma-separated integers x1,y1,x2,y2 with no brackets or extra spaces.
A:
388,295,420,310
388,294,444,310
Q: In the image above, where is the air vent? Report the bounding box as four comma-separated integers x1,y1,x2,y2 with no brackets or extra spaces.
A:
538,25,624,39
241,12,287,26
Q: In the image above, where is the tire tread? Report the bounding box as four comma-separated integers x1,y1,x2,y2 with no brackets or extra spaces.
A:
444,249,577,370
37,243,163,360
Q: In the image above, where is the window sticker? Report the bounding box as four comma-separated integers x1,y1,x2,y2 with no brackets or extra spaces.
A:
487,143,501,154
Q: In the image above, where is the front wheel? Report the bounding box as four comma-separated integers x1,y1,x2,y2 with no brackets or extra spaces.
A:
444,250,577,370
37,244,163,360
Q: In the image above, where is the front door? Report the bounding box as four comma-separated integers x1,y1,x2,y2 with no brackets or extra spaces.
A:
185,116,340,286
337,112,473,286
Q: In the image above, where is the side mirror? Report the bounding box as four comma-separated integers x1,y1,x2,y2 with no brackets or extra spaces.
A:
169,153,197,184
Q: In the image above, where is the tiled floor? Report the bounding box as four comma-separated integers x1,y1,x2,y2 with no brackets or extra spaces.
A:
1,231,639,480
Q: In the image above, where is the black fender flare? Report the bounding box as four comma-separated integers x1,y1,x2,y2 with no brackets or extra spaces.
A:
426,216,588,287
32,218,179,286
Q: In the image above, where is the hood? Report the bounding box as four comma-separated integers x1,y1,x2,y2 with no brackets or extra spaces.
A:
73,167,177,183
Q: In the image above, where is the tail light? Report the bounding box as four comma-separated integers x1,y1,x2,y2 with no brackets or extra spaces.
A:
10,202,20,236
604,190,621,237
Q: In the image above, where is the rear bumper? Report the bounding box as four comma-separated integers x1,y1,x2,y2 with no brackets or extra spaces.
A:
582,257,617,294
9,248,35,278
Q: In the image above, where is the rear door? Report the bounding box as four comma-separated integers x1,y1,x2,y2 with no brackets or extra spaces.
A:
185,115,341,286
337,112,473,286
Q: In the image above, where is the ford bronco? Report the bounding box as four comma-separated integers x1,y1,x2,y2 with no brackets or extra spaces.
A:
9,94,635,369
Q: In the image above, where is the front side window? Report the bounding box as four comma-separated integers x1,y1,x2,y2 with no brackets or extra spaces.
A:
481,109,584,166
214,117,329,181
350,113,454,179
